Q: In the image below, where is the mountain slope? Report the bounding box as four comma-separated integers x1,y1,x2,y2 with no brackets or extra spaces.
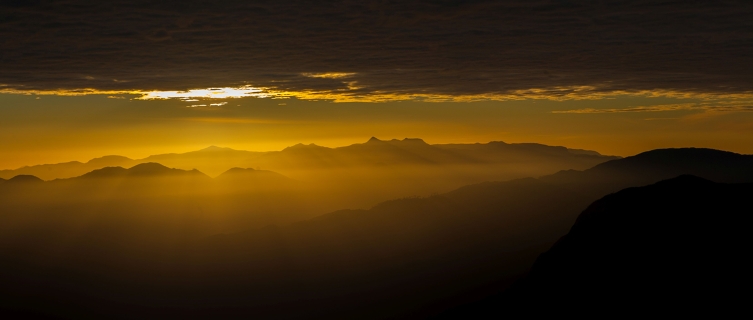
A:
509,175,750,315
6,175,44,184
541,147,753,196
0,155,135,180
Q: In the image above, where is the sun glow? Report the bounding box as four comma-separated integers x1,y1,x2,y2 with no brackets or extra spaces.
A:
139,86,271,100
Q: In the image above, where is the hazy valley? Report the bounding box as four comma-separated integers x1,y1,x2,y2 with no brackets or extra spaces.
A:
1,138,617,228
1,143,751,318
4,1,752,318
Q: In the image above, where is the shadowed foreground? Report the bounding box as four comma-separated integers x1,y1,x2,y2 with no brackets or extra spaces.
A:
443,175,751,317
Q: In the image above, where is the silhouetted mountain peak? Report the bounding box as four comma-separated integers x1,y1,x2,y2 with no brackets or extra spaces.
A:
365,137,428,146
597,148,741,168
366,136,384,143
599,148,750,175
129,162,171,173
284,143,325,150
8,175,44,183
127,162,207,177
75,162,208,178
222,167,256,174
623,147,738,163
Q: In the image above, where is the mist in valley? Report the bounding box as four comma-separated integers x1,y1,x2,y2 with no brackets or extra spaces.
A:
2,142,752,318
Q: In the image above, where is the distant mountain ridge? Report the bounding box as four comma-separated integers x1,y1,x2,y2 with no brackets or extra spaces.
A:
0,138,618,180
76,162,209,179
6,175,44,184
0,155,136,181
265,137,615,169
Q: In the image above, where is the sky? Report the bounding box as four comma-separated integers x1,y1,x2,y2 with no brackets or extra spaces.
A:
2,0,753,169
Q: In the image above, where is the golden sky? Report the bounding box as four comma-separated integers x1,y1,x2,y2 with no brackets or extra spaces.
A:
2,1,753,169
2,91,752,169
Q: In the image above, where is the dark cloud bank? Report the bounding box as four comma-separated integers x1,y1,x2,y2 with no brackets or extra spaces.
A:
2,0,752,97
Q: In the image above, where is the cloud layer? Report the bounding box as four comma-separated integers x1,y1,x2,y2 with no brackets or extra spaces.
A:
2,0,753,100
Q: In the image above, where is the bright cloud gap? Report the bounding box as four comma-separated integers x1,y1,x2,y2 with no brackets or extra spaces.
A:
3,85,753,103
139,86,272,100
127,86,753,103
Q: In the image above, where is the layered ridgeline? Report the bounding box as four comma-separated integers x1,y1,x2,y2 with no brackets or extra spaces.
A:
0,138,616,180
0,163,306,236
0,155,136,181
0,138,619,215
1,148,751,318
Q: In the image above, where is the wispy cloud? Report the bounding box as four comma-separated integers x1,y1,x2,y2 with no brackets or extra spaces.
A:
553,104,700,114
553,103,753,114
301,73,356,79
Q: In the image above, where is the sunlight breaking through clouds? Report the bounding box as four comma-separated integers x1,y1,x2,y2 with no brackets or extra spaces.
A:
4,85,753,104
139,86,271,100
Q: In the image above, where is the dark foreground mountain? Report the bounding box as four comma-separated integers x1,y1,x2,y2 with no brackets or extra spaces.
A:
436,176,752,318
505,175,750,316
0,148,751,318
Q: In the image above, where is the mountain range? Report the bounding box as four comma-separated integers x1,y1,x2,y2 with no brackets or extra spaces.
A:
1,147,751,318
0,138,617,180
